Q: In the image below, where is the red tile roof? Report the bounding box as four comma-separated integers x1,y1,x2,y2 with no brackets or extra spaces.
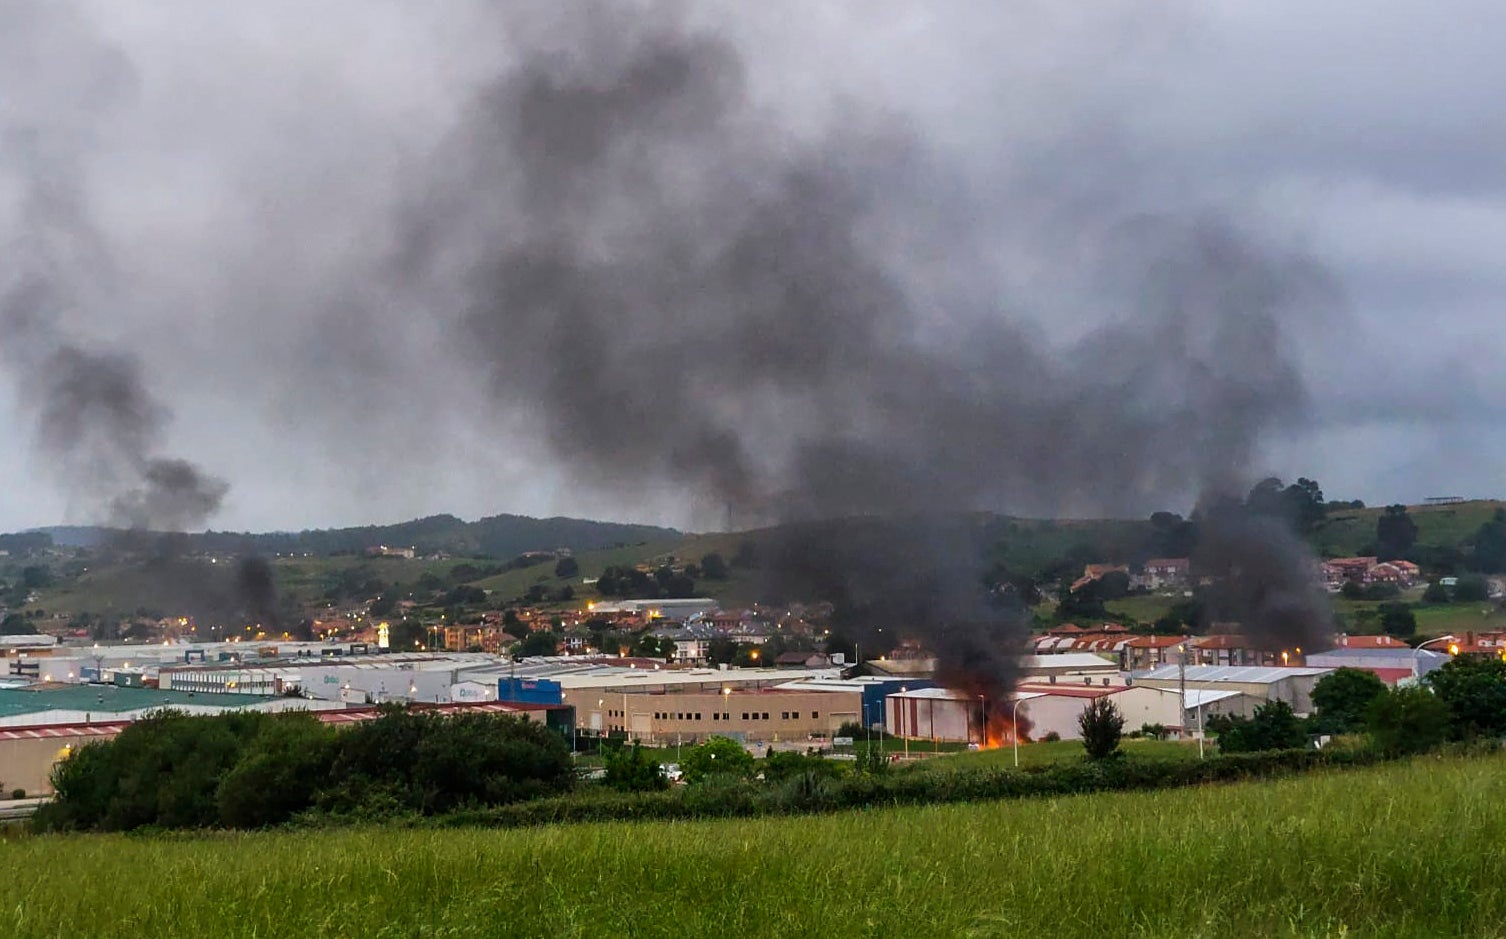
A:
1125,635,1185,648
1334,634,1410,649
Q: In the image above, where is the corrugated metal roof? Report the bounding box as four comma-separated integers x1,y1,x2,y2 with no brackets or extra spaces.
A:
1183,689,1242,707
1133,664,1331,684
0,685,275,719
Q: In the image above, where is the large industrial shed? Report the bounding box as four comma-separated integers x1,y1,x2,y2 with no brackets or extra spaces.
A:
1013,683,1261,740
885,688,980,743
1130,665,1333,714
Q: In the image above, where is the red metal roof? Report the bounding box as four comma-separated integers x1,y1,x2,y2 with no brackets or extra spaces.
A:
0,721,131,741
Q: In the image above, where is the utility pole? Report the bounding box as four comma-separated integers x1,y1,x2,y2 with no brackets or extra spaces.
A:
1179,635,1189,741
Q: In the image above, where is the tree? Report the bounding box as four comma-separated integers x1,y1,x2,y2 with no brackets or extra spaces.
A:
1366,685,1451,756
1096,570,1131,600
501,609,528,641
368,594,398,617
515,630,559,658
1426,655,1506,739
706,637,738,665
1453,575,1491,603
1376,505,1419,561
700,553,729,580
1078,698,1124,760
681,736,755,783
1245,477,1326,533
1,613,37,635
1471,509,1506,573
20,565,53,590
1311,667,1388,734
1377,602,1417,640
1215,700,1308,753
602,742,668,792
1421,581,1451,604
553,556,580,579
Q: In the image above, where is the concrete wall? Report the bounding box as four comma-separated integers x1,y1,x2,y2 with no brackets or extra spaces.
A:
886,696,973,743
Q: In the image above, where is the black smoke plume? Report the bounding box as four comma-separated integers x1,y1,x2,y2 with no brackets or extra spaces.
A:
403,11,1337,702
0,47,227,533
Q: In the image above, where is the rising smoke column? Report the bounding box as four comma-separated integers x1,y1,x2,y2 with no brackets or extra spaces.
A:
400,10,1337,703
0,8,227,533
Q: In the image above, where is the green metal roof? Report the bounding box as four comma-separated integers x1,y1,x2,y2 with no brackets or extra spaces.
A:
0,685,275,720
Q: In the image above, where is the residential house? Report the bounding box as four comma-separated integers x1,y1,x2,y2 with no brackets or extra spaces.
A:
1137,558,1191,591
1071,564,1129,593
1121,635,1186,672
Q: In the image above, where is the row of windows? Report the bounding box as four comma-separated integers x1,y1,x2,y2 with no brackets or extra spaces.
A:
649,711,822,722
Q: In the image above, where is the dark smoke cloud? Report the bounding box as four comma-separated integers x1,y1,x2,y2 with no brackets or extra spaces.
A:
0,9,226,533
398,11,1338,692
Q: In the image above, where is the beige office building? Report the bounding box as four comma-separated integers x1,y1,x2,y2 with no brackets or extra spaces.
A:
564,688,861,744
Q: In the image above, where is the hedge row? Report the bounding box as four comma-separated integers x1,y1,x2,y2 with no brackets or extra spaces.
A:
419,746,1387,831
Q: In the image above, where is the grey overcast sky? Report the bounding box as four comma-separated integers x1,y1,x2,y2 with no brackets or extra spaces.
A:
1,1,1502,534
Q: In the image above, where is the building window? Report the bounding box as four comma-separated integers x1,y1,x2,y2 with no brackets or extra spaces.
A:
741,712,749,721
811,711,819,719
761,712,769,720
694,713,701,720
780,711,789,720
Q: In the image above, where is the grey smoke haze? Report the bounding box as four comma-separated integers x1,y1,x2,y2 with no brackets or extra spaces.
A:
410,10,1336,662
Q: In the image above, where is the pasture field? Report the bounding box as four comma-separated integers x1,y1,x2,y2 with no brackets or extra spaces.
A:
5,753,1505,938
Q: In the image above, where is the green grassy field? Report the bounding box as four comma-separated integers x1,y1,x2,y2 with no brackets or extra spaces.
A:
5,753,1505,937
1311,499,1505,558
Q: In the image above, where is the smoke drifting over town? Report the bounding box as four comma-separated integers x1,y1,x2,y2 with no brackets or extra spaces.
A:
413,10,1337,665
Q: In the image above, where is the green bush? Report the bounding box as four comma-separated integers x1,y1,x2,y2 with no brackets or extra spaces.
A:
603,743,669,792
217,713,335,828
10,788,25,800
1426,655,1506,739
762,750,846,784
1367,686,1452,756
39,707,575,833
682,736,755,784
1215,700,1309,754
432,748,1387,831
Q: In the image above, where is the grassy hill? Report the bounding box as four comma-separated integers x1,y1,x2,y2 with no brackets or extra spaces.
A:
4,753,1504,937
17,499,1506,623
32,513,683,560
1309,499,1506,558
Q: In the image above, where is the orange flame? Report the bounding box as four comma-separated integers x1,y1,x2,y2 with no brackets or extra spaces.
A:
982,712,1023,749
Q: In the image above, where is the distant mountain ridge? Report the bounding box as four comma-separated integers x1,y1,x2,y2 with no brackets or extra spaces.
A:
25,513,684,559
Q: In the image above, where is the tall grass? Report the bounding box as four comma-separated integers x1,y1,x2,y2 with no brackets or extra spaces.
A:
5,753,1506,937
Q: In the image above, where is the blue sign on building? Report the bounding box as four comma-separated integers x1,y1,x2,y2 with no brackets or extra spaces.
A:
498,677,563,705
